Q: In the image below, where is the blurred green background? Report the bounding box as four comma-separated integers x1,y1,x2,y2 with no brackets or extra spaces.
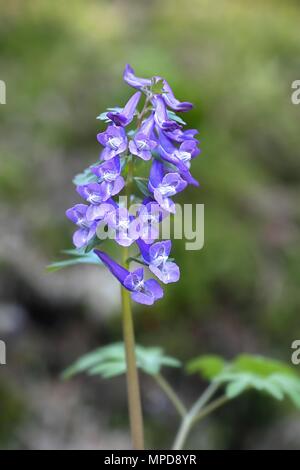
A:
0,0,300,449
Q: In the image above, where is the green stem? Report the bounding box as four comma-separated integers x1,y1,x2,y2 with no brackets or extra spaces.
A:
154,373,187,418
172,382,220,450
193,395,229,424
121,143,144,449
121,246,144,450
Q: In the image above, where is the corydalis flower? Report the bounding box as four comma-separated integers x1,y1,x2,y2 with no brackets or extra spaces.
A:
137,239,180,284
97,125,127,160
129,114,157,161
137,198,166,244
159,130,200,169
153,95,181,132
157,130,199,187
164,128,199,144
94,250,163,305
148,160,187,213
66,204,97,248
85,198,116,223
91,157,125,200
105,206,140,247
107,92,141,127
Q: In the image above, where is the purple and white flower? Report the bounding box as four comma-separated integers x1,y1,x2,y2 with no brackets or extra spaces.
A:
105,206,140,247
97,125,127,160
148,160,187,213
137,239,180,284
107,92,141,127
129,114,157,161
66,204,97,249
137,198,166,243
153,95,181,132
157,130,200,187
94,250,163,305
91,157,125,200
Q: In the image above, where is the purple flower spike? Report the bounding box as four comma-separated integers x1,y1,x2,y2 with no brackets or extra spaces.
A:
153,96,181,132
97,125,127,160
129,114,157,161
148,160,187,213
91,157,125,201
123,64,152,90
65,65,199,304
94,250,163,305
137,239,180,284
66,204,97,249
107,91,141,127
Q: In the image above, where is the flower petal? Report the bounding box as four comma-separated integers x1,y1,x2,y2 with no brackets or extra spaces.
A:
94,250,129,285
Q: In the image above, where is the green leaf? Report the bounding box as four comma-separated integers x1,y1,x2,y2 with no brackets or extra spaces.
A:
73,167,98,186
167,110,186,126
187,355,226,379
233,354,295,378
134,177,151,197
63,343,181,380
47,249,102,272
187,353,300,407
150,78,165,95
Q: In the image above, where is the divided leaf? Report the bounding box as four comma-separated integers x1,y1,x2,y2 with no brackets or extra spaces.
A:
47,248,102,272
63,343,181,380
187,355,226,380
186,353,300,407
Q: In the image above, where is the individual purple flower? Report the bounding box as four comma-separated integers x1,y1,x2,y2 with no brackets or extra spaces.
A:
94,250,163,305
86,198,117,223
158,130,200,168
91,157,125,201
97,125,127,160
105,206,140,247
157,130,200,187
164,128,199,144
136,238,180,284
76,182,104,205
123,64,152,90
148,160,187,214
129,113,157,161
107,92,141,127
137,198,166,243
153,95,181,132
66,204,97,249
155,77,193,112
